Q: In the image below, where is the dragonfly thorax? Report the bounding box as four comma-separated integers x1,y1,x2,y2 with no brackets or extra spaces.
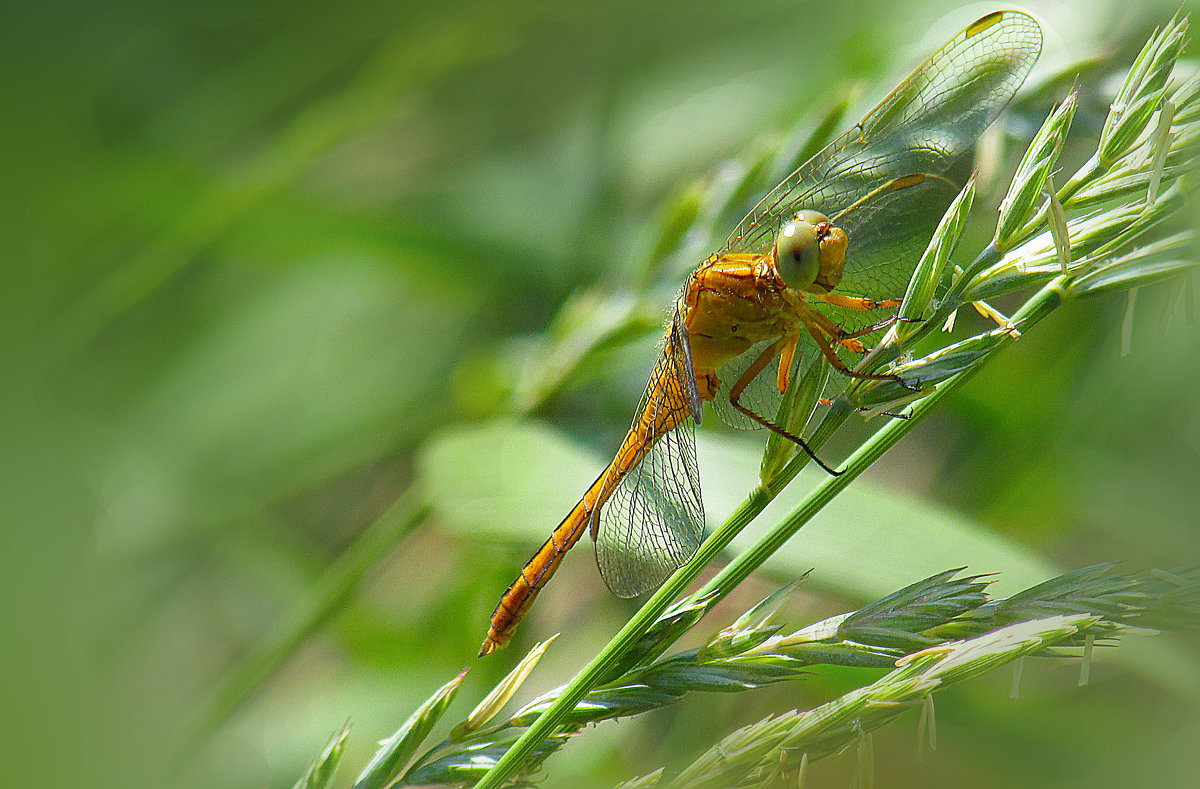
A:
772,210,846,295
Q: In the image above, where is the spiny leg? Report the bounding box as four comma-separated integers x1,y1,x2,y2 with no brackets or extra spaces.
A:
795,302,918,389
802,321,918,391
816,293,902,310
811,293,921,348
834,313,924,351
796,301,878,355
797,314,893,381
727,335,840,476
835,314,902,352
838,315,901,343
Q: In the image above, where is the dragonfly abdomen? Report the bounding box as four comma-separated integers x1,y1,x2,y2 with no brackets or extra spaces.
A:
480,348,697,656
480,487,597,656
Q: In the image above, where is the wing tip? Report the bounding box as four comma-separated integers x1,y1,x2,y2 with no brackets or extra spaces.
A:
967,9,1038,38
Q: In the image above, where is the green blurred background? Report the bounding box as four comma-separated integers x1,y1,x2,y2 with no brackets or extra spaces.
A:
6,0,1199,787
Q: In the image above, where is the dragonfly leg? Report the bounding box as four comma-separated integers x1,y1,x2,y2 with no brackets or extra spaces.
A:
813,320,921,393
816,293,902,311
800,317,900,382
794,303,871,353
838,315,900,341
727,335,840,476
728,336,787,404
810,294,922,350
794,300,917,388
777,334,799,393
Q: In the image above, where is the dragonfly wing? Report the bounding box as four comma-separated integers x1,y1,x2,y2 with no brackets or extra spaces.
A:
671,308,704,424
594,311,705,598
722,10,1041,256
594,419,704,597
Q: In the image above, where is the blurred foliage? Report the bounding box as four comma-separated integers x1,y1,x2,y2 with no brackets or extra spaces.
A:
5,0,1198,788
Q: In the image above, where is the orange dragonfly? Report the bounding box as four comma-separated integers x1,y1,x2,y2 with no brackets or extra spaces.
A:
480,10,1041,656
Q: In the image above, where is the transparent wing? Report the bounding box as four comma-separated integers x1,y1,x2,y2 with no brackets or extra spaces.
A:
595,310,704,598
722,10,1042,256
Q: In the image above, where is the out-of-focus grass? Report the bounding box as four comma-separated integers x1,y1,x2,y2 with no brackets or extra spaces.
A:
6,0,1197,788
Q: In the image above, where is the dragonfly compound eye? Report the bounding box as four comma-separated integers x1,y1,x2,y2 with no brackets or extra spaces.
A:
774,214,823,291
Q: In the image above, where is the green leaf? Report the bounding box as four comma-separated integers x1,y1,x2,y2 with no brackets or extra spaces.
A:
1170,69,1200,123
640,654,804,691
402,734,568,786
599,595,715,683
616,769,665,789
994,93,1077,251
1099,14,1189,163
851,327,1014,409
452,636,558,741
838,568,991,650
1068,233,1195,297
292,721,351,789
703,577,805,659
353,669,468,789
896,175,976,338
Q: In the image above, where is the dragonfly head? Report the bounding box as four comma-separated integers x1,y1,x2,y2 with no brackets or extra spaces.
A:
773,210,846,294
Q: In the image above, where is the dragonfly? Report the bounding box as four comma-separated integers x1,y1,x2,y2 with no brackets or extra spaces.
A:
480,10,1041,656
